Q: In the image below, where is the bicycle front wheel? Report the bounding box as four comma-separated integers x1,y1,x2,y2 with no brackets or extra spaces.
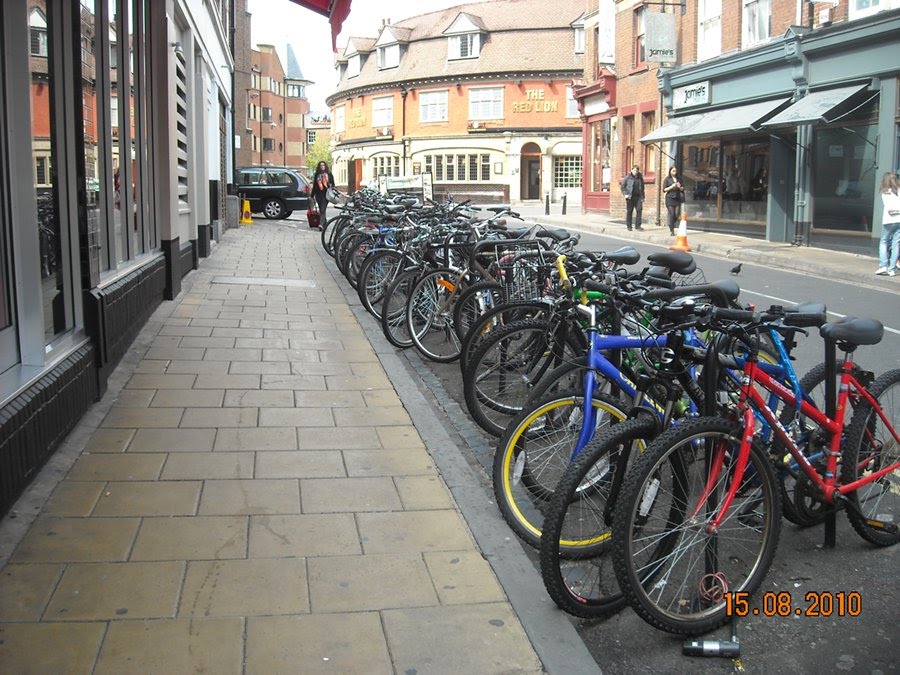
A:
493,389,629,549
407,268,463,363
612,417,781,636
380,270,419,348
842,368,900,546
540,416,656,618
357,250,403,319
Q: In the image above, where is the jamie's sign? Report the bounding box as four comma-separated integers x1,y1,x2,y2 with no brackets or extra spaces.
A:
672,81,710,110
512,89,559,113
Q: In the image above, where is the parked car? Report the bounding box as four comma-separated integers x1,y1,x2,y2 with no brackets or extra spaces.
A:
235,166,310,219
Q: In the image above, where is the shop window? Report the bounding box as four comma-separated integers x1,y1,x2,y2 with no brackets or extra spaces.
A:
698,0,722,62
812,124,877,232
591,119,611,192
641,111,657,174
554,156,582,188
372,96,393,127
622,115,635,172
422,153,493,182
372,155,399,176
419,90,448,123
633,7,646,67
469,87,503,120
743,0,770,47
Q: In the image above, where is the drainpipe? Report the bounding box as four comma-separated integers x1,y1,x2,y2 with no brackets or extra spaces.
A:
400,85,408,174
791,124,811,246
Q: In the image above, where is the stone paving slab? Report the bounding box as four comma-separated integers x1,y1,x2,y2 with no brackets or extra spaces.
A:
0,224,551,675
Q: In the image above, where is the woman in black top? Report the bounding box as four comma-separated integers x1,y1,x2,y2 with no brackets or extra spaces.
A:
310,161,336,224
620,165,645,231
662,166,685,235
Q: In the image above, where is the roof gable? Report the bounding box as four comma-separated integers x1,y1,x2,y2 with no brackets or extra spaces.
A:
443,12,486,35
375,25,412,47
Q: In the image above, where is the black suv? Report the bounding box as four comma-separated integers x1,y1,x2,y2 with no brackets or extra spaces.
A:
235,166,310,219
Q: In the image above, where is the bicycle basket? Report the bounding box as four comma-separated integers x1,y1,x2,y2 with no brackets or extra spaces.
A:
493,240,550,302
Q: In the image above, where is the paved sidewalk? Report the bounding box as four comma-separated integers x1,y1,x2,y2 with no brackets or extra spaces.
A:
514,205,900,294
0,222,597,674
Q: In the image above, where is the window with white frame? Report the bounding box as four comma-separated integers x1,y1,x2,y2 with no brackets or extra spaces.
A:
469,87,503,120
335,106,346,133
566,86,579,118
372,155,400,176
449,33,480,60
698,0,722,62
423,153,491,181
743,0,770,47
419,90,448,123
287,84,305,98
307,130,317,145
372,96,394,127
377,43,400,69
29,8,48,56
849,0,889,20
347,54,360,78
574,24,585,54
553,156,582,188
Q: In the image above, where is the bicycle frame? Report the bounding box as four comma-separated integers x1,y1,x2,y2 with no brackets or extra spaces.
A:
702,355,900,532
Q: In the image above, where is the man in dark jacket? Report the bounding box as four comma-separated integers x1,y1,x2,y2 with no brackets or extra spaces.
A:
620,165,645,231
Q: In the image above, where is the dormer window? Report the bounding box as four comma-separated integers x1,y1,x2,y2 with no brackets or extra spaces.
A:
347,54,360,78
29,8,48,57
377,43,399,69
572,14,585,54
449,33,479,60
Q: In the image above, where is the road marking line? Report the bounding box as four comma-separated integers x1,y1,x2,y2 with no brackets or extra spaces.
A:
741,289,900,336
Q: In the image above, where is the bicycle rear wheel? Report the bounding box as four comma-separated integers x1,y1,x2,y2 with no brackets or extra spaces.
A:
453,281,503,341
540,416,656,618
493,389,629,549
842,368,900,546
612,417,781,636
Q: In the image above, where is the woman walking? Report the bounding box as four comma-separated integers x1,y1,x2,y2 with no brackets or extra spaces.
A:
310,161,336,225
876,171,900,277
662,166,685,235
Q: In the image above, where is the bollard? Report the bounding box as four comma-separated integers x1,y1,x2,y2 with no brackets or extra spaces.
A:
544,194,550,215
561,194,567,215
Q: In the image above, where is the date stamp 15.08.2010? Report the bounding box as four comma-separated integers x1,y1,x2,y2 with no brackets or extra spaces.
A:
724,591,862,618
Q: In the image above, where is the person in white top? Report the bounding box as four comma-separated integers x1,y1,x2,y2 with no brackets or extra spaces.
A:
876,171,900,277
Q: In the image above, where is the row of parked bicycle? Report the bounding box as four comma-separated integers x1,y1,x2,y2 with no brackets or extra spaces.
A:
319,190,898,637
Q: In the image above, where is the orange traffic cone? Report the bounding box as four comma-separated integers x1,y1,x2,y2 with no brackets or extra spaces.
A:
240,199,253,225
670,212,692,252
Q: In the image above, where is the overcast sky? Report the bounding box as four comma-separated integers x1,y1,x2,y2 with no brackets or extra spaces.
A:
248,0,465,114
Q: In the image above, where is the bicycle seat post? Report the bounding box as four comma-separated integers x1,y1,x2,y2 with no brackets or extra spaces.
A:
822,334,838,549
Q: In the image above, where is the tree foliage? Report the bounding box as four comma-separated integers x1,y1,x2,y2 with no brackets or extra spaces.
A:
306,134,332,175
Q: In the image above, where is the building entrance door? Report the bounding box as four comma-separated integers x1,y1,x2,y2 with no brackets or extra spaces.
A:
521,143,541,200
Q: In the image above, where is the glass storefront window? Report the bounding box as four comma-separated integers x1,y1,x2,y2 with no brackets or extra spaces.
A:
590,119,611,192
812,123,877,232
30,5,72,342
681,138,769,224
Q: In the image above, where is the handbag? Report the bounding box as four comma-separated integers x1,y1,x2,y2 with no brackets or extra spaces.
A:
306,207,320,228
326,186,338,204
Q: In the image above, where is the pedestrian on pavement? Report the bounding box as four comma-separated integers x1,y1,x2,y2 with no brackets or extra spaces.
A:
310,161,336,224
875,170,900,277
620,165,645,231
662,165,685,235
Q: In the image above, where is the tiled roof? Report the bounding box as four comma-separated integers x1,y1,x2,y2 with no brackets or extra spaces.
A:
331,0,583,100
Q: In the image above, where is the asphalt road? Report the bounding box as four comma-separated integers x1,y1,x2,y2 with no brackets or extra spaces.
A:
393,231,900,674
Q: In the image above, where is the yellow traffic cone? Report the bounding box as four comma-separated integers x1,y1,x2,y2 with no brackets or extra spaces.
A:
670,212,692,252
240,199,253,225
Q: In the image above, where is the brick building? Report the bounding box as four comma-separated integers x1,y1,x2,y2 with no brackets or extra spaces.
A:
327,0,585,204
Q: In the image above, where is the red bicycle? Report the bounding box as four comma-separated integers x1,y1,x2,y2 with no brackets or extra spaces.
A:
611,306,899,635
